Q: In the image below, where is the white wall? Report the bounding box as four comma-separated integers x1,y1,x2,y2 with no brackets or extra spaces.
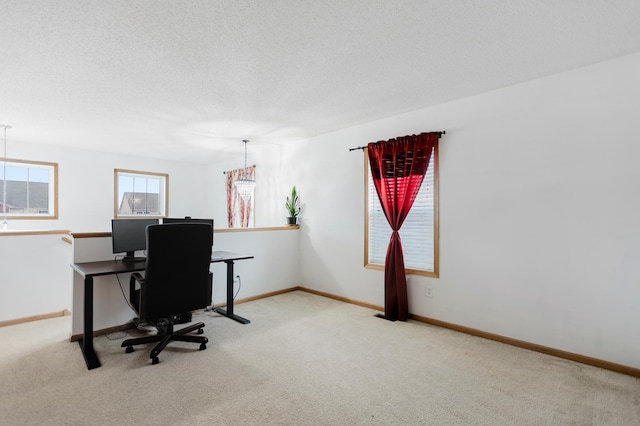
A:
2,134,300,326
0,233,72,322
1,142,210,323
212,230,301,298
3,141,209,232
3,51,639,370
206,143,300,228
290,52,640,369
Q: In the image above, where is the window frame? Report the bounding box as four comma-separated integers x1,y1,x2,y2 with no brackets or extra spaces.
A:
0,157,58,220
364,143,439,278
114,169,169,218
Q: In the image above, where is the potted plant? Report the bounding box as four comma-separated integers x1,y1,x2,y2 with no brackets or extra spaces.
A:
285,185,301,225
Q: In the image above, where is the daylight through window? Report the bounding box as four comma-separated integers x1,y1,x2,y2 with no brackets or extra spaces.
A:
114,169,168,218
364,145,439,277
0,158,57,218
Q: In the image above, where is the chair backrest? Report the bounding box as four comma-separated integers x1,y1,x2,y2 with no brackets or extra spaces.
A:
140,222,213,321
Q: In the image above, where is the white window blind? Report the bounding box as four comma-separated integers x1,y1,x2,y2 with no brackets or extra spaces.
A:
367,150,435,273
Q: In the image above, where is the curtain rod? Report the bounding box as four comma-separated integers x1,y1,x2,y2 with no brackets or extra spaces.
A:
223,165,256,174
348,130,446,151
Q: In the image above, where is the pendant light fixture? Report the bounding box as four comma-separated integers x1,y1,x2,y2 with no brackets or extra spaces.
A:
234,139,256,201
1,124,11,231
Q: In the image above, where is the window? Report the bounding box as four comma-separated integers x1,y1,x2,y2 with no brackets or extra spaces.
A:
364,144,439,277
0,158,58,219
114,169,168,218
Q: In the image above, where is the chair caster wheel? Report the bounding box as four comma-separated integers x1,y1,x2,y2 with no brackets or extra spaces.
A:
125,346,134,353
197,328,204,334
152,356,159,365
200,343,206,350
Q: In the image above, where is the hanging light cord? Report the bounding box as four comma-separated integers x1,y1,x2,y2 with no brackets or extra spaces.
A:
242,139,249,174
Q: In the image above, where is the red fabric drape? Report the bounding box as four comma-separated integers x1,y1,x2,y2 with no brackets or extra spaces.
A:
367,132,438,321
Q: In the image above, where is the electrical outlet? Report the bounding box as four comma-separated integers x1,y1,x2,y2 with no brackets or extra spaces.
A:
426,285,433,298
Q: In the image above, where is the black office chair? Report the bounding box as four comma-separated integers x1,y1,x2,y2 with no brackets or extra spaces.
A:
121,222,213,365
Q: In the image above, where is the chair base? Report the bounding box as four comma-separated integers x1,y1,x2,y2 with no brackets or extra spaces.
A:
122,321,208,364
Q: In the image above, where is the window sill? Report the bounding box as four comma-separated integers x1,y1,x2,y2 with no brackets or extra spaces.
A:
365,263,438,278
70,225,299,239
216,225,299,233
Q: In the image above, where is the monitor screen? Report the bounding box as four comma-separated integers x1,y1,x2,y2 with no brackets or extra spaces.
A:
111,218,159,262
162,217,214,245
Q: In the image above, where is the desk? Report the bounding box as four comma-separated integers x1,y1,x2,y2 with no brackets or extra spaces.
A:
210,251,254,325
70,250,253,370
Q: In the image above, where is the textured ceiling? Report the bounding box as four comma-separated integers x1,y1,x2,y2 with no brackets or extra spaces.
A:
2,0,640,163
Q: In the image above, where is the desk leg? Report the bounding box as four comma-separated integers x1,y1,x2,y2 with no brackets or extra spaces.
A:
78,275,101,370
214,260,250,324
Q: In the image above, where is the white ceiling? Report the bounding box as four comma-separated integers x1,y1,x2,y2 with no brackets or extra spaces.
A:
2,0,640,163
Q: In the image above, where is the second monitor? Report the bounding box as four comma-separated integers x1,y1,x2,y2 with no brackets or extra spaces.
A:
162,217,214,245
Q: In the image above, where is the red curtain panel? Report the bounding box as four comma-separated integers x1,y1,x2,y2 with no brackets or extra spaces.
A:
367,132,438,321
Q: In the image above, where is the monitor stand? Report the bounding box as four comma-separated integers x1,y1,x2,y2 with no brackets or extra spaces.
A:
123,252,146,263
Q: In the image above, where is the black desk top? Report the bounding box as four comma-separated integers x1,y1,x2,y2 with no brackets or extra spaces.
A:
210,251,254,262
71,250,254,277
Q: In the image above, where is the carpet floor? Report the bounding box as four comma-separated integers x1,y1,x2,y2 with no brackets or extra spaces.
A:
1,290,638,425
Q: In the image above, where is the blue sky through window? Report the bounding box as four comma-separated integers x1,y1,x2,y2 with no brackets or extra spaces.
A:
117,175,161,202
0,165,50,182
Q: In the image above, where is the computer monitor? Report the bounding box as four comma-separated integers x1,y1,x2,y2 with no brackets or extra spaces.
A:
111,218,159,262
162,217,214,245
